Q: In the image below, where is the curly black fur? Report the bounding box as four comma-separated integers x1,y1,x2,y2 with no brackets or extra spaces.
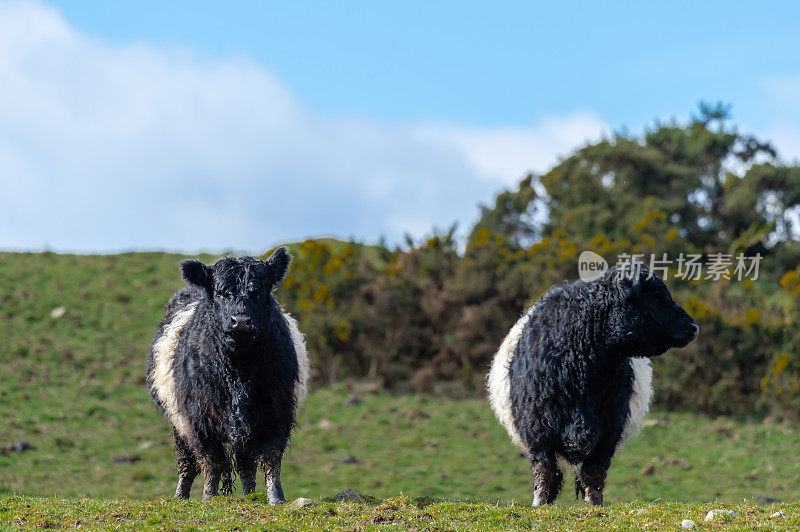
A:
507,264,697,506
146,247,301,503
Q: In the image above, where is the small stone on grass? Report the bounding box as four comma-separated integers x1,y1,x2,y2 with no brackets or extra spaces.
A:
770,510,786,518
111,455,141,464
288,498,317,509
1,442,35,455
344,395,362,406
335,489,365,504
705,509,737,521
680,519,696,529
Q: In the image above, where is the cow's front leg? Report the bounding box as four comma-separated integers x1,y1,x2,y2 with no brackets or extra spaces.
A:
261,444,287,505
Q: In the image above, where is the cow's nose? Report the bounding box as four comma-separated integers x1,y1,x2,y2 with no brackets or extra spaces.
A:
230,314,252,332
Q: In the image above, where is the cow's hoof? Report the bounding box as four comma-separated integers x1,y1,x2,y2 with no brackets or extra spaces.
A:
532,493,554,507
269,497,287,506
584,489,603,506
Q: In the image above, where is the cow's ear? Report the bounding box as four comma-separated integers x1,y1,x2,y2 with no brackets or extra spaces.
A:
611,262,648,284
612,264,648,302
633,263,651,284
265,247,291,286
606,264,637,299
180,260,212,289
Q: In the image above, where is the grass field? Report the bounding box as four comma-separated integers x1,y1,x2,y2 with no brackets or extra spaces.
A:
2,385,800,504
1,251,800,529
3,496,799,531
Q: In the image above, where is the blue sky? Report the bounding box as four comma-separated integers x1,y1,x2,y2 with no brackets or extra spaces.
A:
46,1,800,129
2,1,799,252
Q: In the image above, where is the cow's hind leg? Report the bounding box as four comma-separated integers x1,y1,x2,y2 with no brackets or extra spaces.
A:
236,448,257,496
201,462,221,500
173,430,199,499
260,443,287,505
530,455,563,507
199,444,230,501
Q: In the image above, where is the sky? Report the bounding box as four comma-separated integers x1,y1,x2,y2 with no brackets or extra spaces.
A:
1,0,799,253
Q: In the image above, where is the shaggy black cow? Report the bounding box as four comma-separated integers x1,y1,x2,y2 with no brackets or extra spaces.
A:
146,248,309,503
487,264,697,506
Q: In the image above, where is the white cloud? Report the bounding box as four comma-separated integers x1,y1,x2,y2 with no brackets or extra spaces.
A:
416,114,609,186
0,0,608,253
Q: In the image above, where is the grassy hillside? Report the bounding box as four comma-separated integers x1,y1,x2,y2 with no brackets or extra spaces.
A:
1,251,799,511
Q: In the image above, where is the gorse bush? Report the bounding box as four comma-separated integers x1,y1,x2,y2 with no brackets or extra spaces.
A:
274,104,800,419
760,266,800,415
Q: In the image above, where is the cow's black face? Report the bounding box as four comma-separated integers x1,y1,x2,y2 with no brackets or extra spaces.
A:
605,264,698,357
180,248,291,344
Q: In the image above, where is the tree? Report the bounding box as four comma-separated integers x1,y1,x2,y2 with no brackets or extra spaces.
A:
468,174,543,248
539,103,796,255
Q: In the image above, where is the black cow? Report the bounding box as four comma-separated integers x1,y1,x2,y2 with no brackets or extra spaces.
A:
146,248,309,503
487,264,697,506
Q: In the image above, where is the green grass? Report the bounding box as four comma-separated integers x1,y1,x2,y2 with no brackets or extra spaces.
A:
3,382,800,503
1,251,800,529
2,497,799,530
290,389,800,504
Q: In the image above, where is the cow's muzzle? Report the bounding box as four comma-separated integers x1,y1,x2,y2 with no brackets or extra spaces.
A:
229,314,253,333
